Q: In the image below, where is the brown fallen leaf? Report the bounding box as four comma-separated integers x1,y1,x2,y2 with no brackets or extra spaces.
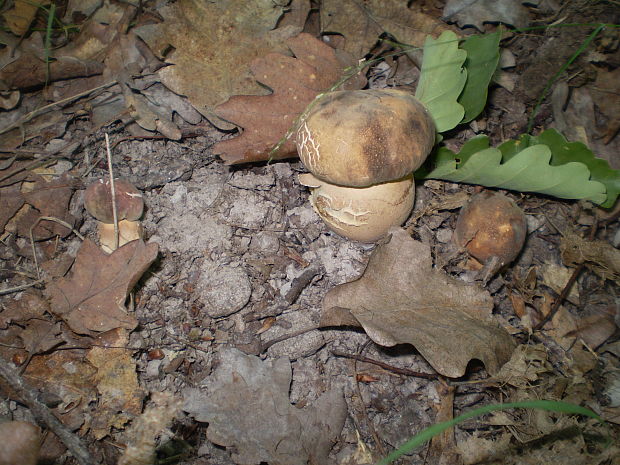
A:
0,183,24,234
87,328,144,439
213,32,366,164
320,0,453,60
0,290,49,329
560,232,620,283
320,228,515,378
18,173,77,241
19,319,63,355
2,0,50,35
183,348,347,465
45,239,158,334
134,0,301,129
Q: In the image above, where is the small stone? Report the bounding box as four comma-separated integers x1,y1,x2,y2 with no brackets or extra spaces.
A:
198,262,252,318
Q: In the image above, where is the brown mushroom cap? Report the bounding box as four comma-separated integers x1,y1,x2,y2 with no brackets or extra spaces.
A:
453,192,527,266
296,88,435,187
84,179,144,224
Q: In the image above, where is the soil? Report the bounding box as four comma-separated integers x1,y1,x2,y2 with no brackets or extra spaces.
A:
0,1,619,465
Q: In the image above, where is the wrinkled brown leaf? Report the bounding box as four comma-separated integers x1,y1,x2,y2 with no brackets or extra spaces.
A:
321,0,452,60
0,290,49,329
45,239,158,334
320,228,515,378
213,33,366,164
19,319,63,354
560,232,620,283
134,0,301,128
87,329,144,439
17,173,77,241
494,344,551,388
2,0,51,35
0,183,25,234
183,348,346,465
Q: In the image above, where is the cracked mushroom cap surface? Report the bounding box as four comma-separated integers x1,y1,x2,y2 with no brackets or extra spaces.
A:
296,88,435,187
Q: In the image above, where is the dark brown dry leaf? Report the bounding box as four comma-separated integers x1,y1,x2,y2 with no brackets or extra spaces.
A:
564,306,617,349
213,32,366,164
183,348,346,465
134,0,301,129
320,228,515,378
321,0,454,60
19,319,63,354
0,290,49,329
18,173,77,241
560,232,620,283
0,183,24,233
45,239,158,334
0,32,105,90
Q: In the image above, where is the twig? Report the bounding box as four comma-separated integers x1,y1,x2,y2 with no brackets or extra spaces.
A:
0,357,97,465
331,350,439,380
533,263,584,331
260,325,319,352
0,279,44,295
353,341,386,458
29,216,84,280
104,133,119,250
0,81,117,136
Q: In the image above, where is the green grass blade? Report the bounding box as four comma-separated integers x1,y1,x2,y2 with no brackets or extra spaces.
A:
375,400,602,465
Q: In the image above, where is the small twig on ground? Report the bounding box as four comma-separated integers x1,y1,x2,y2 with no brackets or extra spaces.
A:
0,356,98,465
331,350,439,380
104,133,119,250
0,279,44,295
29,216,84,280
533,218,598,331
260,325,319,353
353,341,387,459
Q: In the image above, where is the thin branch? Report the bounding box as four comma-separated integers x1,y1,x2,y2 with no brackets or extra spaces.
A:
331,350,439,380
104,133,119,250
0,356,98,465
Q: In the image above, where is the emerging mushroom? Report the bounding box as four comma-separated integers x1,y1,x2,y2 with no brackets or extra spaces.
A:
84,179,144,252
295,88,435,241
453,191,527,267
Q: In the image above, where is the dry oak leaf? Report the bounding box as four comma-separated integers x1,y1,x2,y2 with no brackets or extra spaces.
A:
321,0,454,61
45,239,158,334
87,328,144,439
320,228,515,378
213,32,366,164
183,348,347,465
17,173,77,241
134,0,301,129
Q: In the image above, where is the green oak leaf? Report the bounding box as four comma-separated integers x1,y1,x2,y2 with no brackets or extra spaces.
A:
415,30,467,132
419,135,607,205
499,129,620,208
459,30,501,123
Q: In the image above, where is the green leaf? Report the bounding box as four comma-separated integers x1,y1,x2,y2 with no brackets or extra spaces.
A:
459,30,501,123
523,129,618,208
415,31,467,132
375,400,602,465
419,135,607,205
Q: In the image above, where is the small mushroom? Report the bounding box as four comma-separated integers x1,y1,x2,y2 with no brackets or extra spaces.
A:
453,191,527,267
299,173,415,243
84,179,144,223
84,179,144,251
295,88,435,241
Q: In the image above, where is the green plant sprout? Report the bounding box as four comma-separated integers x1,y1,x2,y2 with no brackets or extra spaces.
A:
375,400,604,465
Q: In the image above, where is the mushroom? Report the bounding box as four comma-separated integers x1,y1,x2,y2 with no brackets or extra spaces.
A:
295,88,435,242
84,179,144,252
453,191,527,267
